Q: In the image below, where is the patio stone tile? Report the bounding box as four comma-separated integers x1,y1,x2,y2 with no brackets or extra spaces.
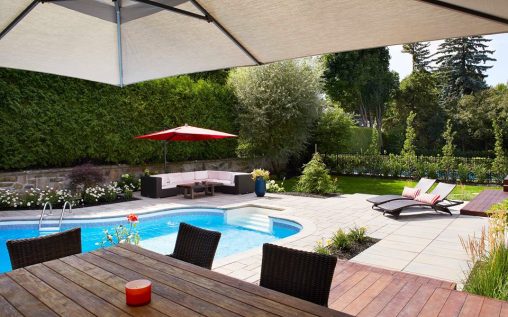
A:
375,239,431,253
351,253,409,271
358,246,418,261
403,261,467,283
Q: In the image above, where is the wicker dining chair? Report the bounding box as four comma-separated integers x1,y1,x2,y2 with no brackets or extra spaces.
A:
7,227,82,270
260,243,337,307
169,222,221,269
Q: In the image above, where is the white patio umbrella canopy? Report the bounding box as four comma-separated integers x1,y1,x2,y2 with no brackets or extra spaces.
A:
1,0,507,86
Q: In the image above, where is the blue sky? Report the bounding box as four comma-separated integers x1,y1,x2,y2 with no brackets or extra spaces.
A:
389,33,508,86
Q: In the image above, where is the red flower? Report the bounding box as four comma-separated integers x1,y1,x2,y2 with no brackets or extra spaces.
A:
127,213,138,223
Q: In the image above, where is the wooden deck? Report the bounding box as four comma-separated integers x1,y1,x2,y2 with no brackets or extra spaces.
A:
0,244,348,317
460,190,508,217
329,260,508,317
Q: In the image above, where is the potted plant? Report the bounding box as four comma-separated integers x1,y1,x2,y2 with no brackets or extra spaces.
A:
251,169,270,197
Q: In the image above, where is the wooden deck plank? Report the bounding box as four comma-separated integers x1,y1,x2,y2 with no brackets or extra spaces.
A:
418,288,452,317
118,243,348,317
60,254,201,317
377,281,425,317
397,284,436,317
330,272,382,311
6,268,94,317
100,247,285,317
0,275,58,317
438,291,467,317
342,274,393,316
356,279,407,317
0,293,22,317
44,259,166,317
459,294,485,317
460,190,508,217
479,298,502,317
328,271,370,304
500,302,508,317
25,263,130,317
80,252,239,317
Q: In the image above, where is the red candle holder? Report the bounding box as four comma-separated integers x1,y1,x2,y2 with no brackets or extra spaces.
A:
125,279,151,306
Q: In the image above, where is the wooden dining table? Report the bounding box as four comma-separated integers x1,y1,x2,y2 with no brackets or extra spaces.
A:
0,244,350,317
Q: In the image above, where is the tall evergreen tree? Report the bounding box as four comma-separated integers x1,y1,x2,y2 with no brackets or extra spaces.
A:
402,42,432,71
434,36,495,103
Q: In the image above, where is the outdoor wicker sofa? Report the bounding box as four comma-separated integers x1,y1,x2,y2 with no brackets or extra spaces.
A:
141,170,254,198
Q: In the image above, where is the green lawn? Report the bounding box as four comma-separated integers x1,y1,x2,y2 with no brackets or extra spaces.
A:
278,176,501,201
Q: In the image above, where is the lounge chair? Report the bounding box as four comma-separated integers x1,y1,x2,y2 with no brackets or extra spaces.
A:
367,178,436,207
376,183,463,218
169,222,221,269
7,227,82,270
260,243,337,307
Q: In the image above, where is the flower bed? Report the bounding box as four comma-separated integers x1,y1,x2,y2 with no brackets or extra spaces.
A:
0,174,141,211
314,227,379,259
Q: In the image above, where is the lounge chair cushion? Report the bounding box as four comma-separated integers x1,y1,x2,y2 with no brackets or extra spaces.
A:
415,193,440,205
402,187,420,199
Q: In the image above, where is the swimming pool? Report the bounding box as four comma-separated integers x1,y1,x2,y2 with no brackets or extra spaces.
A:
0,207,301,273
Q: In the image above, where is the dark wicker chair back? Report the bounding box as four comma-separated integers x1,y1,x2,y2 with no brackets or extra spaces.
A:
260,243,337,307
7,227,82,270
170,222,221,269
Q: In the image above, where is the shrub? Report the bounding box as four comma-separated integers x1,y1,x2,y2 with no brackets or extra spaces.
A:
473,164,488,184
491,120,508,183
266,179,285,193
331,229,351,250
69,163,104,190
314,240,331,255
457,163,470,183
123,189,133,200
296,153,334,194
349,226,368,243
229,60,322,172
117,174,140,191
461,199,508,300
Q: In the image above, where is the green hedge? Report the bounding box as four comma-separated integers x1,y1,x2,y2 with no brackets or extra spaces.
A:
0,69,238,170
341,127,373,154
324,154,503,184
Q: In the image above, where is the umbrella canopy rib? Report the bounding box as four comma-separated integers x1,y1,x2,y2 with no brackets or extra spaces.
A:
417,0,508,25
0,0,39,40
190,0,261,65
132,0,209,21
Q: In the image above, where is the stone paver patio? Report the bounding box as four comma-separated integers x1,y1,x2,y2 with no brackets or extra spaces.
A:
0,191,488,289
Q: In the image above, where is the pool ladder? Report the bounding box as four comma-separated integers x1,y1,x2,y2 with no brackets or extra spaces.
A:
39,201,72,232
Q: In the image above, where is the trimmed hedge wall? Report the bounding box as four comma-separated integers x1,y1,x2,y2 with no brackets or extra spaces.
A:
324,154,503,184
0,69,238,170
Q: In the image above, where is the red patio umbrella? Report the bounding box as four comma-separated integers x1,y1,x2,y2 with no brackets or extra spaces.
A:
135,124,237,169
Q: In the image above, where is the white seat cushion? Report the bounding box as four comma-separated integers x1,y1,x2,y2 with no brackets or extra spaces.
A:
194,171,208,181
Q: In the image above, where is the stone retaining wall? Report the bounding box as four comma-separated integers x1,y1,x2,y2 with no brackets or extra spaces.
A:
0,158,264,191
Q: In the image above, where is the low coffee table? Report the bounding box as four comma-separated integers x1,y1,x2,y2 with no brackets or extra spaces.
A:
177,181,223,199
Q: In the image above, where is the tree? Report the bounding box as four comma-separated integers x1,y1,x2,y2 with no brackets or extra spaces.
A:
434,36,495,104
453,84,508,152
366,122,380,155
400,111,416,162
386,70,445,152
296,153,334,194
228,60,322,172
491,120,508,183
321,47,399,138
441,120,456,180
402,42,432,71
314,103,355,154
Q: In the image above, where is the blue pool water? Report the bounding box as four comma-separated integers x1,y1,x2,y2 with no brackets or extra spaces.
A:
0,208,300,273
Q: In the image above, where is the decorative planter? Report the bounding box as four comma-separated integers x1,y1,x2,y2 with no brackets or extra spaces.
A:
254,177,266,197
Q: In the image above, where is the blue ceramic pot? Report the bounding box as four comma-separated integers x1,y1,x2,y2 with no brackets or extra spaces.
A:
255,177,266,197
